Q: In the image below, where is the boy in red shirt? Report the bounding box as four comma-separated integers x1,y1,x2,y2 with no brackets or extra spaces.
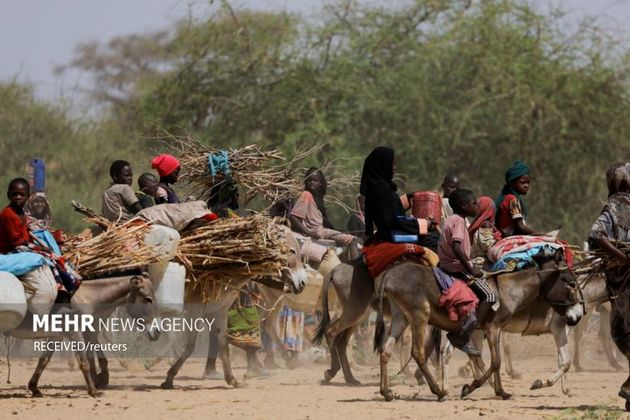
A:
0,178,31,253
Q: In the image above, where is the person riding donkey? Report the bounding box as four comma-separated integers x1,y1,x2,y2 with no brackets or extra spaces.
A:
360,146,440,251
137,172,159,209
495,160,545,237
438,189,497,356
441,173,460,222
102,160,144,223
0,178,79,313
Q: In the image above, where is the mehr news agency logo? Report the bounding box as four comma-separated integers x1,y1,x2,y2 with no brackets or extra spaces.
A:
32,313,215,352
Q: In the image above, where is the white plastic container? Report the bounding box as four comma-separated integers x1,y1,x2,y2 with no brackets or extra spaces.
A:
144,225,180,262
0,272,27,332
155,263,186,314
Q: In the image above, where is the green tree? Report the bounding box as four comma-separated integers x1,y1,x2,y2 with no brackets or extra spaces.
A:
56,0,630,240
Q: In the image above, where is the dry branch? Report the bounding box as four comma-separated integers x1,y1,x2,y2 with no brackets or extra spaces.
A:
175,214,290,301
152,133,359,211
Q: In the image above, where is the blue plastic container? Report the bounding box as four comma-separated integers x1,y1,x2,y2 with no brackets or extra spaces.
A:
29,159,45,192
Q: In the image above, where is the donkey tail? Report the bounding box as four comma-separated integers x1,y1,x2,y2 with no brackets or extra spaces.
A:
313,269,334,345
373,274,389,353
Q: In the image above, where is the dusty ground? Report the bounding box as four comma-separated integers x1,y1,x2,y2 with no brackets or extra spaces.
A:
1,334,629,420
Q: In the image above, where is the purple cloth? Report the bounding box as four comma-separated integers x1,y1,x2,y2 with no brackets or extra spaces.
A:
433,267,455,292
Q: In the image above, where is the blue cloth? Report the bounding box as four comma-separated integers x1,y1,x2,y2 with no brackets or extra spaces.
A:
208,151,230,178
0,252,50,276
433,267,455,292
489,244,557,272
32,230,61,256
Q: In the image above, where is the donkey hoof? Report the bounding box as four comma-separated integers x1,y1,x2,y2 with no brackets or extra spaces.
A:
625,400,630,412
499,391,512,400
88,389,101,398
323,370,334,383
160,381,174,390
347,378,361,386
530,379,543,390
31,390,43,398
95,373,109,389
461,384,472,399
228,378,240,388
381,390,395,402
438,394,449,402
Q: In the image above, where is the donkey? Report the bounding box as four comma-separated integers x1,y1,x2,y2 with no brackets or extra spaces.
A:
159,229,307,389
374,251,583,401
7,273,159,397
447,272,608,395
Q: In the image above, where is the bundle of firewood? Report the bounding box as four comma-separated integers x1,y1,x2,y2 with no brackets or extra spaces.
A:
175,214,290,301
64,203,160,278
157,133,359,211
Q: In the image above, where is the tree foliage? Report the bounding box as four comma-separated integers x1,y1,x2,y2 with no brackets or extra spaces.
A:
12,0,630,240
0,82,145,231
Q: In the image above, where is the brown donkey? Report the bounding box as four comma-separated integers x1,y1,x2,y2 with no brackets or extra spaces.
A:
374,251,583,401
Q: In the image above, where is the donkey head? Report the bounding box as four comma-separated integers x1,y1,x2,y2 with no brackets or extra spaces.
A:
127,274,160,341
279,228,307,294
533,249,583,326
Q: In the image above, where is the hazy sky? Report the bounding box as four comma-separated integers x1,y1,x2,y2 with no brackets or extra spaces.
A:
1,0,629,102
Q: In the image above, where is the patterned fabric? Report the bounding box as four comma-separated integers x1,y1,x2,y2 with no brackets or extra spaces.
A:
589,192,630,294
589,193,630,246
488,235,563,263
24,192,52,231
277,305,304,352
496,194,525,237
362,239,436,278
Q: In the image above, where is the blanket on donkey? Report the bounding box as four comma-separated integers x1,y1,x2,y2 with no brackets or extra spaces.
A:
362,239,438,279
487,235,574,273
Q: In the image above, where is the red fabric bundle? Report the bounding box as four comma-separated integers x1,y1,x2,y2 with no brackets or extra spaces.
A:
438,280,479,322
362,239,425,278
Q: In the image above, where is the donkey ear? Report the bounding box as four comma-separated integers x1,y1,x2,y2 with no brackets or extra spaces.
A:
553,248,565,264
531,248,547,266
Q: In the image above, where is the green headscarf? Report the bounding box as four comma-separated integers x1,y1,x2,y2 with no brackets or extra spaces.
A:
496,160,531,221
504,160,530,184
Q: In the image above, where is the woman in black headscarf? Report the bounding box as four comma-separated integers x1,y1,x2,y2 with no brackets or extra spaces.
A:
360,146,439,251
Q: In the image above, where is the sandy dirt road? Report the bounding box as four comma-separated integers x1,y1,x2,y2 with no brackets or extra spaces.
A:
0,334,628,420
